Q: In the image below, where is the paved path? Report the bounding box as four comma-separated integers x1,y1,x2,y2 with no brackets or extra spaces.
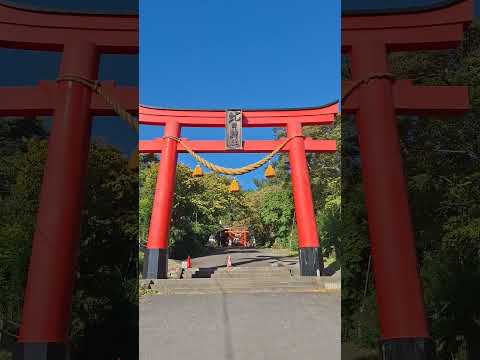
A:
140,248,340,360
190,247,299,269
140,292,340,360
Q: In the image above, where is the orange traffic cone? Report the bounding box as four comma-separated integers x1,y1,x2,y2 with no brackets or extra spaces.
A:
187,255,191,269
226,255,232,268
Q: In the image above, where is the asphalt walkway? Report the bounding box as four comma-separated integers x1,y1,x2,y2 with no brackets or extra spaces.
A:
140,292,340,360
190,247,299,269
139,248,340,360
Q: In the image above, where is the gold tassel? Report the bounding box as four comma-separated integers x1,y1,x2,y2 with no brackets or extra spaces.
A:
264,164,276,178
128,150,139,170
229,178,240,192
192,164,204,177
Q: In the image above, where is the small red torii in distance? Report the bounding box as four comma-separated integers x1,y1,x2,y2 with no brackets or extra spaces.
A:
139,102,338,279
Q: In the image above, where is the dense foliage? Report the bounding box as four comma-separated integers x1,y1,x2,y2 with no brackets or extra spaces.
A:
0,119,138,359
138,119,341,263
341,21,480,360
3,21,478,360
140,157,249,259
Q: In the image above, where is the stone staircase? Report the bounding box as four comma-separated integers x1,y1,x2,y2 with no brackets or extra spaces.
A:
141,266,340,295
183,266,292,279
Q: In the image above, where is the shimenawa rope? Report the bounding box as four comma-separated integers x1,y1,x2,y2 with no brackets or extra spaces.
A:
56,72,395,175
57,74,138,133
163,135,303,176
341,72,394,103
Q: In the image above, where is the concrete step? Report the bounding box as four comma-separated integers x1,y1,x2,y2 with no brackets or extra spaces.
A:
151,277,333,288
212,269,291,275
142,276,340,295
209,277,292,281
154,277,317,285
151,284,324,294
184,267,291,273
149,285,336,295
182,268,216,279
155,281,321,289
213,271,292,276
142,263,341,296
182,267,292,279
168,270,182,279
142,276,340,286
215,266,292,272
153,287,326,295
152,286,324,294
210,274,292,280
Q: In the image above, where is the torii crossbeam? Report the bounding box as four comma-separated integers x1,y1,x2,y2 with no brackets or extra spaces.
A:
139,102,338,278
0,2,138,358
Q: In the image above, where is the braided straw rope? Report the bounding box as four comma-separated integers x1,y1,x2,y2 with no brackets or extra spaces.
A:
57,74,139,169
56,74,299,175
164,135,303,176
164,72,395,175
55,72,395,175
57,74,138,134
341,72,394,103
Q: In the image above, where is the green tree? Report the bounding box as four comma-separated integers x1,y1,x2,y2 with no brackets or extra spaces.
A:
341,20,480,359
0,118,138,359
139,160,250,259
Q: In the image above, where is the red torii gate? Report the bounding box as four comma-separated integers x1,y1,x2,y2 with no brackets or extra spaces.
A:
139,102,338,278
0,3,138,359
342,1,472,358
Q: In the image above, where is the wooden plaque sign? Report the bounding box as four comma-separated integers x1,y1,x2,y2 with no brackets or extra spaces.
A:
225,110,243,150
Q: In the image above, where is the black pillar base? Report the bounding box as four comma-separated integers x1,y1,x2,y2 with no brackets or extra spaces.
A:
143,248,168,279
299,247,323,276
15,342,67,360
380,338,435,360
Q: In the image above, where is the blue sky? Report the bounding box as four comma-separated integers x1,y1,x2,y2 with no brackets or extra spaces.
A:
1,49,138,155
343,0,479,15
0,1,138,156
140,0,340,189
3,0,476,188
5,0,476,14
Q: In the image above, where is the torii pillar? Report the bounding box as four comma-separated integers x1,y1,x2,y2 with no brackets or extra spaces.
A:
287,120,323,274
143,121,180,278
342,1,472,358
0,3,138,359
139,103,338,278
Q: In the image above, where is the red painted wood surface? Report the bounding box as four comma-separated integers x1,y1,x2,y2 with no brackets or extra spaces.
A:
342,0,472,341
139,138,336,154
287,121,320,249
19,41,99,343
0,2,137,52
342,0,472,52
146,122,180,250
0,2,138,346
0,81,137,116
139,103,337,127
140,103,338,255
343,79,469,115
